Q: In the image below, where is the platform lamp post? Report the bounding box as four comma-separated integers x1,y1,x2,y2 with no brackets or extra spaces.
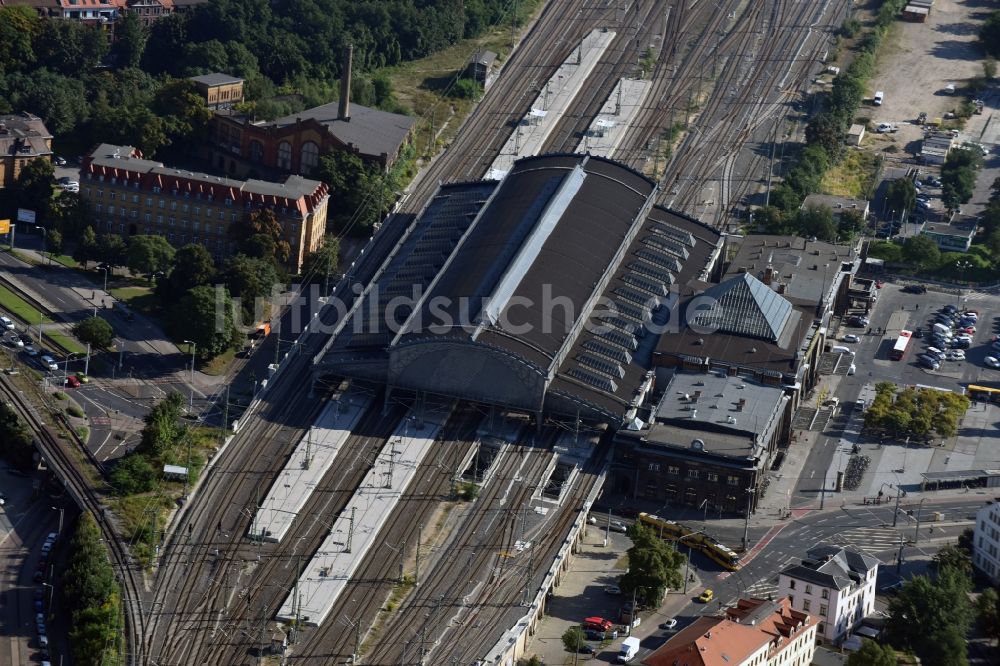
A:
914,497,929,545
97,265,109,295
955,259,972,308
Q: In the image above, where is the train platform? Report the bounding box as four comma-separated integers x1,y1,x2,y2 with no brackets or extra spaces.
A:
487,28,616,178
275,408,449,627
576,77,651,158
248,392,370,543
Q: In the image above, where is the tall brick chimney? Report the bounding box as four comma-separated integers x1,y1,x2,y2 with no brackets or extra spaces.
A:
339,44,353,121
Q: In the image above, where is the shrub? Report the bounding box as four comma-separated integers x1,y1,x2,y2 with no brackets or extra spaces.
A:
110,454,157,495
66,405,85,418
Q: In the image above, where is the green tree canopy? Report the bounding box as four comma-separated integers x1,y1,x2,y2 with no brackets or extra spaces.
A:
138,391,186,455
73,226,99,268
886,566,972,666
980,11,1000,58
157,243,216,301
73,316,114,349
902,235,940,269
113,11,148,69
300,235,340,283
127,234,176,280
884,178,916,216
229,208,290,266
796,204,838,242
224,254,279,326
976,587,1000,646
561,626,586,653
169,285,239,359
12,157,54,224
97,233,128,270
619,522,685,607
110,453,157,495
845,639,897,666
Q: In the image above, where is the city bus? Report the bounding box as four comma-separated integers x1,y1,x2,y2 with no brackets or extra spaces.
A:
637,512,741,571
967,384,1000,404
889,330,912,361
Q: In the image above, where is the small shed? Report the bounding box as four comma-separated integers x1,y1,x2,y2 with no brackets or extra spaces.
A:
466,50,498,89
902,6,929,22
163,464,188,480
846,124,865,146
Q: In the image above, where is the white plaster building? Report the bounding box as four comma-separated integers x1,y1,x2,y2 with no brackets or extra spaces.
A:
777,545,879,643
973,498,1000,584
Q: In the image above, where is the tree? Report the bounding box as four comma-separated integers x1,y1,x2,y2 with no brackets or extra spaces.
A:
0,402,35,471
97,233,128,270
127,234,175,281
985,57,997,81
839,208,866,238
47,228,63,256
157,243,216,301
884,178,916,216
933,545,971,576
902,235,940,269
12,157,55,223
845,639,896,666
451,77,483,100
796,204,838,241
976,587,1000,646
229,208,291,266
73,316,114,349
170,285,239,359
149,79,213,154
561,626,586,653
980,11,1000,58
73,226,98,268
0,6,39,73
618,522,684,608
224,254,279,326
138,391,185,454
887,567,972,666
300,235,340,282
805,112,843,158
113,11,148,69
110,453,157,494
63,513,120,666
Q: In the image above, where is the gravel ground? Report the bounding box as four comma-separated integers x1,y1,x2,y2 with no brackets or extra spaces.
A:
861,0,987,154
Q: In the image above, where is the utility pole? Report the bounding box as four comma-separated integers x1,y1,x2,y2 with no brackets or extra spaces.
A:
293,555,301,644
893,489,902,527
273,314,281,368
896,533,905,575
258,603,267,664
221,384,230,442
305,427,312,470
415,524,422,587
346,507,355,553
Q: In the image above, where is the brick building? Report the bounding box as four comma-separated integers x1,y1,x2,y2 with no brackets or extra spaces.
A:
79,143,330,271
613,371,791,515
189,73,245,110
0,113,54,189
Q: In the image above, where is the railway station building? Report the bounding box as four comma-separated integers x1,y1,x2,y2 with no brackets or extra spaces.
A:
313,153,725,425
611,371,790,514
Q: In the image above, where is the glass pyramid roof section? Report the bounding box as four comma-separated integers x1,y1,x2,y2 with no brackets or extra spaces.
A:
691,273,793,341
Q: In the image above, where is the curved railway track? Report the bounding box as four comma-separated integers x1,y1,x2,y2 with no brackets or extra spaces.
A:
0,377,147,665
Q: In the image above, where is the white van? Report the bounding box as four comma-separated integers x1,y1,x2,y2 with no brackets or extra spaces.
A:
618,636,641,663
873,91,884,105
831,345,856,356
932,323,952,337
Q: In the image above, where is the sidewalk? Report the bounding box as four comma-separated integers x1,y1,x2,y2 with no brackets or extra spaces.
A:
524,528,702,665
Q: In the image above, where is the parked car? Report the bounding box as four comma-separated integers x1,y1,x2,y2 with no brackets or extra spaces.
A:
609,520,628,533
902,284,928,294
53,156,67,166
659,618,678,630
946,350,966,361
3,332,23,348
23,344,38,357
876,122,897,133
913,328,925,338
917,355,940,370
0,316,14,330
951,339,971,349
605,585,621,595
842,334,861,343
986,356,1000,368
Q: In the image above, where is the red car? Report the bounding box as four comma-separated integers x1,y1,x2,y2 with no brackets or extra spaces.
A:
875,280,884,288
64,375,81,388
959,327,975,335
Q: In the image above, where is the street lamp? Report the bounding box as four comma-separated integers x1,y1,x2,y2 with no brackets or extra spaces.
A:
880,482,903,527
679,530,706,595
182,340,197,411
914,497,929,545
955,259,972,308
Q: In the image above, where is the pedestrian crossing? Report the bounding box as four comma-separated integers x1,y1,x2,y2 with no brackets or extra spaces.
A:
827,527,900,555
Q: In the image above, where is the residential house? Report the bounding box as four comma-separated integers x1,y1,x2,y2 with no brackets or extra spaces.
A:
777,545,879,643
0,113,53,189
973,498,1000,585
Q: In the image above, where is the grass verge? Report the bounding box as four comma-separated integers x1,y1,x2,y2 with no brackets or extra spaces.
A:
109,285,160,315
821,149,881,199
200,347,236,377
49,253,80,269
48,331,86,356
0,284,53,325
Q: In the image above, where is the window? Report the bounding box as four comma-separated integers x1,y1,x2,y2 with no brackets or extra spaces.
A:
153,186,161,194
300,141,319,174
109,191,117,200
821,589,829,599
706,472,718,482
224,198,233,208
107,205,116,215
667,466,679,476
249,140,264,163
231,213,238,222
170,201,177,211
805,584,812,594
647,463,660,472
146,197,153,206
277,141,292,170
687,469,699,479
216,225,223,235
819,604,828,616
131,194,139,203
97,189,103,198
727,476,739,486
143,213,151,223
802,599,810,612
206,208,213,218
193,207,200,217
156,215,163,224
130,209,138,218
158,199,165,209
182,204,189,213
218,211,225,220
789,580,796,590
168,217,175,227
95,204,103,214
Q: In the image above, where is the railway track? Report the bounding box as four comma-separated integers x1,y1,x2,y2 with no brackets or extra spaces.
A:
0,377,147,665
